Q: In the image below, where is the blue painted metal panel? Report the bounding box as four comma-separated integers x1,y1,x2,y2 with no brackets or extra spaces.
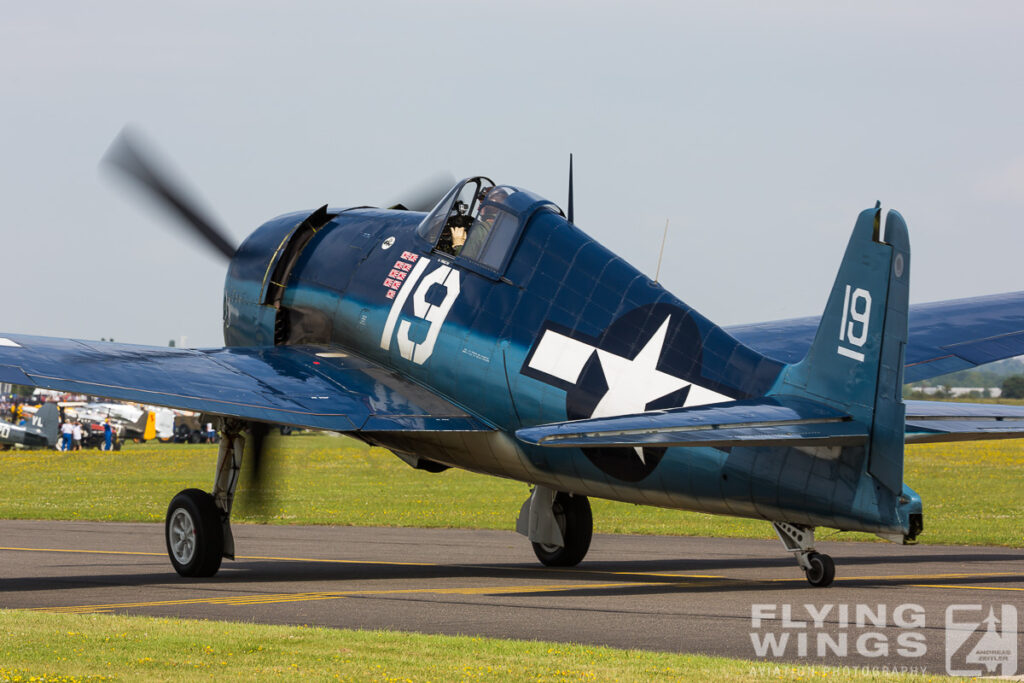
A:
515,396,864,448
0,335,489,432
728,290,1024,382
868,210,910,494
11,177,1012,539
904,399,1024,442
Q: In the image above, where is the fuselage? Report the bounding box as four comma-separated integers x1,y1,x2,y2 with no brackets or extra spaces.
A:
219,182,912,536
0,416,51,449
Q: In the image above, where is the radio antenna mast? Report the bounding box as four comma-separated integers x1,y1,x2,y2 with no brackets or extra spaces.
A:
567,154,574,224
654,219,669,283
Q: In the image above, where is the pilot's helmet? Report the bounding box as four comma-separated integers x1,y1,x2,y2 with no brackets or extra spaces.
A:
487,186,511,204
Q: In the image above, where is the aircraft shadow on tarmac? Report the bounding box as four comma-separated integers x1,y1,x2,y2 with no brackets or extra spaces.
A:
3,549,1021,599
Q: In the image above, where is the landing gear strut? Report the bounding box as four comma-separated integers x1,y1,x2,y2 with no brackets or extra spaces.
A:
164,419,247,577
516,487,593,567
773,522,835,587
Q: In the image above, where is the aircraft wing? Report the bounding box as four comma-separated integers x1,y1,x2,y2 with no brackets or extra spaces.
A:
0,334,490,432
516,397,1024,449
726,291,1024,382
904,399,1024,443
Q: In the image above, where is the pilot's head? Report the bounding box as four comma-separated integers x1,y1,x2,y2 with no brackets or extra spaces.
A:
488,187,511,204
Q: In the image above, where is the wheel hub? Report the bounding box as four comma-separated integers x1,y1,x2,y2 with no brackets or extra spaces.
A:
169,507,197,564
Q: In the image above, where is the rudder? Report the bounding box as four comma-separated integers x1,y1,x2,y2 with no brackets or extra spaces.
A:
772,205,911,494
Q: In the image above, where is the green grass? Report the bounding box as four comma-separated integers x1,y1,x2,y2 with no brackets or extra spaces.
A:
0,609,955,682
1,433,1021,546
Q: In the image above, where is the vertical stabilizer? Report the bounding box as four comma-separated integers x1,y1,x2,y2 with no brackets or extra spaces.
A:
33,402,61,448
773,207,911,494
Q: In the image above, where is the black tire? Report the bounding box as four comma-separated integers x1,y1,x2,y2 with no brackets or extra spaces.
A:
165,488,224,577
188,431,201,444
531,493,593,567
804,552,835,587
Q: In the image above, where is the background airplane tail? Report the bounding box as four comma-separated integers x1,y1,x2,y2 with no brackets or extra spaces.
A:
772,205,910,494
34,402,61,448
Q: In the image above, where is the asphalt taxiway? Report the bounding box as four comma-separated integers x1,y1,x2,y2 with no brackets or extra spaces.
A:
1,520,1021,673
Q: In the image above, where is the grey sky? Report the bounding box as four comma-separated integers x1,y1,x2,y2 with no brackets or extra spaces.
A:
2,1,1022,348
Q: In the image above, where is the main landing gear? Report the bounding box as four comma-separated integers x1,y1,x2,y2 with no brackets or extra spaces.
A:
773,522,835,587
516,487,593,567
166,489,223,576
164,419,248,577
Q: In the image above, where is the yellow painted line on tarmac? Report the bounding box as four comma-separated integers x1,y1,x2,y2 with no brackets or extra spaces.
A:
0,546,439,568
5,545,1022,593
0,545,720,577
769,571,1024,584
239,553,469,568
34,581,665,614
844,571,1022,581
34,570,1024,616
0,546,164,557
911,583,1024,593
535,566,725,579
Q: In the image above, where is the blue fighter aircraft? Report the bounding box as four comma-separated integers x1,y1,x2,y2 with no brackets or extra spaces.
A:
2,131,1023,586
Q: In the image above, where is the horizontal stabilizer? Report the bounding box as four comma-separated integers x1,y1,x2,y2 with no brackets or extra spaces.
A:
904,399,1024,443
516,396,866,449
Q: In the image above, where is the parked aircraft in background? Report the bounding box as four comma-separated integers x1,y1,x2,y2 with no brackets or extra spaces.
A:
1,130,1022,586
0,402,59,450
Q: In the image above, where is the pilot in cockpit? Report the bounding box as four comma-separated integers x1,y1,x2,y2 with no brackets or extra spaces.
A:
447,200,472,255
439,184,506,258
459,186,509,260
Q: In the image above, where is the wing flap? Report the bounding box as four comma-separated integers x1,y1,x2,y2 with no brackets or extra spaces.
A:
0,334,490,433
516,397,867,448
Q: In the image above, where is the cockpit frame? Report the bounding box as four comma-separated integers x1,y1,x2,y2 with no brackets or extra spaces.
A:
416,176,562,280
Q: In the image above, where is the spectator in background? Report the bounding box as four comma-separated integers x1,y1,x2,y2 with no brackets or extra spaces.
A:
72,421,83,451
103,418,113,451
60,420,74,451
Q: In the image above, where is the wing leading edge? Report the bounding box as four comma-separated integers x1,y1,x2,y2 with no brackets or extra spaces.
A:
0,334,491,433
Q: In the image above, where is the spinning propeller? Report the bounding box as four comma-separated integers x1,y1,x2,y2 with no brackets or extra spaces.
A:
102,128,237,261
101,127,455,513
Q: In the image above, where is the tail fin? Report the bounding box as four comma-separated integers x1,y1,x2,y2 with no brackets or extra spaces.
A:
773,205,910,494
33,402,61,448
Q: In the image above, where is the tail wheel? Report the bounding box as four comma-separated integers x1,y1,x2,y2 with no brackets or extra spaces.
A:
165,488,224,577
804,552,835,587
532,493,593,567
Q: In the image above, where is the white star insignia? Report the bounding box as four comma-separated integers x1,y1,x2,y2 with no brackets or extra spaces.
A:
526,314,731,466
590,317,688,463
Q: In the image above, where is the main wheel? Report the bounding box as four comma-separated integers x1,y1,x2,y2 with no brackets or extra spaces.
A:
165,488,224,577
532,493,593,567
804,552,835,587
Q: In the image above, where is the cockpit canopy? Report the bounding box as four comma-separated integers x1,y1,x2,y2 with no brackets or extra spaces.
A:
416,176,562,275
